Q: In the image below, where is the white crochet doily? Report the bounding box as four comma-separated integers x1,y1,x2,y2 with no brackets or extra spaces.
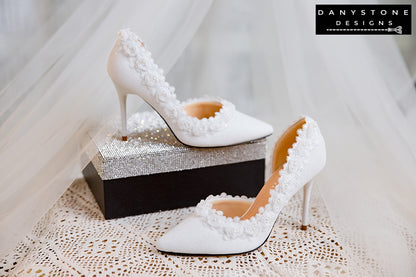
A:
1,178,349,276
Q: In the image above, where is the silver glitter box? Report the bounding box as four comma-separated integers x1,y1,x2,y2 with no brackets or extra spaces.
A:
83,111,266,219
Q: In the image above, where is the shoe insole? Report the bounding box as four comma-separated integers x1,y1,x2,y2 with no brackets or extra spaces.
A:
240,167,282,220
210,118,306,220
184,101,223,119
211,200,253,218
241,118,305,220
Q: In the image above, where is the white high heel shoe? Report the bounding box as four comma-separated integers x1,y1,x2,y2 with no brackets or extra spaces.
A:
156,116,326,255
107,29,273,147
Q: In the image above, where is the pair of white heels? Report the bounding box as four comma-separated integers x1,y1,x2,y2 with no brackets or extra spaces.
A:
107,29,326,255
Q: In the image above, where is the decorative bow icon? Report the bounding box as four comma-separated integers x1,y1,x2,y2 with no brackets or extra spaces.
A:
387,26,402,34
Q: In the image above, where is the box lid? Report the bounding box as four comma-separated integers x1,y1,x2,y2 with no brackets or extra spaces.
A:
91,111,266,180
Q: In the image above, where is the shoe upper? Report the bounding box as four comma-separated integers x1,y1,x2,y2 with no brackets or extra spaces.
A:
156,117,326,255
107,29,273,147
156,214,271,255
173,109,274,147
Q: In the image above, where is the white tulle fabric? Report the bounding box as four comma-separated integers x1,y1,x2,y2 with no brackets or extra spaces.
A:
168,0,416,275
0,0,213,255
1,0,416,275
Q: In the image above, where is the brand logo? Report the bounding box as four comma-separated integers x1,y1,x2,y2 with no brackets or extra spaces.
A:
316,5,411,35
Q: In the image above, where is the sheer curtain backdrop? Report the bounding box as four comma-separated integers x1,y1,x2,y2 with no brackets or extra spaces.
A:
1,0,416,276
168,0,416,275
0,0,212,256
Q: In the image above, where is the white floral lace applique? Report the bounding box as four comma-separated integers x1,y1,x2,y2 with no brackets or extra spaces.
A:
117,29,235,137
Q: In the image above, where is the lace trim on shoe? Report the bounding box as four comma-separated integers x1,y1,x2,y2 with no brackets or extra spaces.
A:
194,193,252,219
194,117,321,240
117,29,235,137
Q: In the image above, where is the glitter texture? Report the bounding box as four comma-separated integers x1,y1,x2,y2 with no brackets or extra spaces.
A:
91,111,266,180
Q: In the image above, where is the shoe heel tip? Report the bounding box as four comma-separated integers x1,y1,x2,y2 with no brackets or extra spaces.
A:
301,225,308,231
122,136,128,141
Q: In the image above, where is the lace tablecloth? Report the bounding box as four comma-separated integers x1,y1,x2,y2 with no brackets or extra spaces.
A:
1,178,348,276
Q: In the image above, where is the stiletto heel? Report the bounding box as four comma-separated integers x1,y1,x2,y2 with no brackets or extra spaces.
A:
157,116,326,255
107,29,273,147
115,84,128,141
301,180,313,231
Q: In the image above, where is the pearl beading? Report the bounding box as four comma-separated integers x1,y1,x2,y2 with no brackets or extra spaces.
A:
117,29,235,137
